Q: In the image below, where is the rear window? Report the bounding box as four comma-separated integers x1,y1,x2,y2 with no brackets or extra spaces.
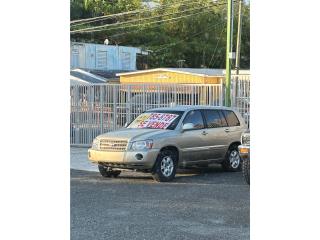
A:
222,110,240,127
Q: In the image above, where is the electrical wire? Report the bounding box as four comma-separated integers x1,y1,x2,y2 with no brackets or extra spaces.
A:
71,3,227,34
152,22,224,53
71,0,217,27
207,25,226,67
70,0,224,25
71,3,219,33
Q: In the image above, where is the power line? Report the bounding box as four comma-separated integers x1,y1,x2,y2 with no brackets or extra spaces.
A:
71,3,227,34
71,2,220,33
153,22,225,53
71,3,219,33
109,9,225,39
208,25,226,67
70,0,197,24
71,0,223,25
71,0,217,27
72,10,211,34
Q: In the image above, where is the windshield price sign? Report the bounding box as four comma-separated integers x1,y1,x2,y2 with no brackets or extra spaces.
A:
129,113,179,129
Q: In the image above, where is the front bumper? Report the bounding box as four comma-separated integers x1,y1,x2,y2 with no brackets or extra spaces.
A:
238,145,250,159
88,148,159,170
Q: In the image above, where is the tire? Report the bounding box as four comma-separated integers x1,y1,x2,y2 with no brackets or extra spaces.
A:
152,149,178,182
222,144,241,172
111,170,121,178
242,158,250,185
98,165,121,178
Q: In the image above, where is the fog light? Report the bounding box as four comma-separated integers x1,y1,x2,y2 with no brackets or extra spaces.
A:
135,153,143,160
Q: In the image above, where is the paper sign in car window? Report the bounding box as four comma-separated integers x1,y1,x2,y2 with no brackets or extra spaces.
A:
129,113,151,128
129,113,179,129
145,113,179,129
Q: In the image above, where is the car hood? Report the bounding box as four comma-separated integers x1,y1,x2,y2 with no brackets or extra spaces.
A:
97,128,171,142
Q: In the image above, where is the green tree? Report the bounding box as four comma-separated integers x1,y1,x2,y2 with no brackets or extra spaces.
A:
70,0,250,69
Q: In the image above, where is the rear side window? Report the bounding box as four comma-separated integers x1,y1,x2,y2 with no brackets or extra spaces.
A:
183,110,204,129
222,110,240,127
203,110,224,128
218,111,228,127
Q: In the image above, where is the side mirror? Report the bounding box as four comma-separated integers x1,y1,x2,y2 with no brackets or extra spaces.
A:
182,123,195,132
124,122,129,128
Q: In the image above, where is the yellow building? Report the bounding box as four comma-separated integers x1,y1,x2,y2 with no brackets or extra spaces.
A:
116,68,249,105
117,68,225,84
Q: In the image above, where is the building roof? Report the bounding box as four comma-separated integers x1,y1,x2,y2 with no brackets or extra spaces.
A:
116,68,250,77
70,69,106,85
88,69,132,79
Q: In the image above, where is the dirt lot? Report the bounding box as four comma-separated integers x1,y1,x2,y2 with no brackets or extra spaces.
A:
71,165,250,240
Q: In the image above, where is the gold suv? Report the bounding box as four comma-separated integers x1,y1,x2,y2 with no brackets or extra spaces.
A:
88,106,247,182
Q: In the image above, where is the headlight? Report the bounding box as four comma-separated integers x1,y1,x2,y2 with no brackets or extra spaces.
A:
92,138,100,150
241,133,250,145
131,140,153,151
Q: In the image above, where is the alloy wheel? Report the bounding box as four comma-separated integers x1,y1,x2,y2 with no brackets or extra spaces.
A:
160,156,174,177
229,150,240,169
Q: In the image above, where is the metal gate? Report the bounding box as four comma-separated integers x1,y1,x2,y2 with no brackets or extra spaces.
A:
70,83,223,146
231,75,250,125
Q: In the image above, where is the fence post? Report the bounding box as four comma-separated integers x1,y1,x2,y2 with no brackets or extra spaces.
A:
127,85,132,123
220,82,224,107
174,85,177,104
75,86,80,144
142,85,146,111
208,85,212,105
99,85,103,135
113,86,117,131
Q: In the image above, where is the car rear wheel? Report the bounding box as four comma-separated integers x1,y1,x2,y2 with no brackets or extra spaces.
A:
98,165,121,178
222,145,241,172
152,149,177,182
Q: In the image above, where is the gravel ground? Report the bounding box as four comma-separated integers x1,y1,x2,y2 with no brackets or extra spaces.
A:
71,164,250,240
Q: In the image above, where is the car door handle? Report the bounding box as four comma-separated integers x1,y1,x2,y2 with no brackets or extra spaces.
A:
225,128,230,133
202,131,208,135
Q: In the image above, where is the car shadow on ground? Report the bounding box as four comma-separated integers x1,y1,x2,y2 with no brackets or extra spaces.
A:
174,165,245,185
71,164,246,185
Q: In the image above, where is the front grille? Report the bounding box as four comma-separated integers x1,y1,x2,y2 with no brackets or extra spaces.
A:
99,139,128,151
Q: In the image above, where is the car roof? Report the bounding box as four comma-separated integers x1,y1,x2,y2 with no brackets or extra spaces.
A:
147,105,235,112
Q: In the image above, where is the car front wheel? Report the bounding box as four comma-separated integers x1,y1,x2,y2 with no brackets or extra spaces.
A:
152,149,177,182
98,165,121,178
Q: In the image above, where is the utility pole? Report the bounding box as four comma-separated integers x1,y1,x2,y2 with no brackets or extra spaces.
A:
235,0,243,104
225,0,233,107
235,0,243,75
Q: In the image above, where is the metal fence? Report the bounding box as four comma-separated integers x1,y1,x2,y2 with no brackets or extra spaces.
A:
70,76,250,146
231,75,250,125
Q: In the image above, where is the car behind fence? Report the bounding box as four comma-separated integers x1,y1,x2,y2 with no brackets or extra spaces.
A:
70,75,250,146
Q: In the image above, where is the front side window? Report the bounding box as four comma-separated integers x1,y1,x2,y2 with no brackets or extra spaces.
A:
222,110,240,127
203,110,224,128
183,110,204,129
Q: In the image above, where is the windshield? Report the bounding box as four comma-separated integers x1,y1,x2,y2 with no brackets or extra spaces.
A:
127,111,184,130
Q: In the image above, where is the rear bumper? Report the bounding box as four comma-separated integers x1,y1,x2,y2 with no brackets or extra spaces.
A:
88,148,159,169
